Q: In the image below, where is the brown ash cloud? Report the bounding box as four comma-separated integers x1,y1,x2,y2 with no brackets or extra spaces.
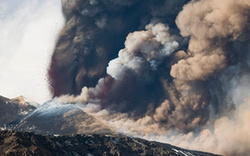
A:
49,0,250,155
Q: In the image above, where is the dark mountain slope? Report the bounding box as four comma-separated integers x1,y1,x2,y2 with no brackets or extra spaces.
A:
0,130,220,156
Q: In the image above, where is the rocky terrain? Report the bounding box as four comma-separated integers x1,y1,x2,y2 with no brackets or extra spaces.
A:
0,130,220,156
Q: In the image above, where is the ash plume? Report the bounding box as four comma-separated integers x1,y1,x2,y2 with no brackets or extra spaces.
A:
49,0,189,97
49,0,250,155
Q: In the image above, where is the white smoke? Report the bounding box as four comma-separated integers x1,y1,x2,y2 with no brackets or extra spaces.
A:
107,23,178,80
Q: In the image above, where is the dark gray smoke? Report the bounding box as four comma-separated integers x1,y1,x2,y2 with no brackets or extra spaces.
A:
49,0,250,155
49,0,189,96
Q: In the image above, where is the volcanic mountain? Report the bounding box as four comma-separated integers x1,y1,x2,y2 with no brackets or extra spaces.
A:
0,95,220,156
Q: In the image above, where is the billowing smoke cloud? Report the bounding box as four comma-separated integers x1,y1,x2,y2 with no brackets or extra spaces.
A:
49,0,189,96
50,0,250,155
173,0,250,81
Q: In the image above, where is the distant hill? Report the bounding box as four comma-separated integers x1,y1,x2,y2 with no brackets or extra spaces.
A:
13,100,115,135
0,95,37,129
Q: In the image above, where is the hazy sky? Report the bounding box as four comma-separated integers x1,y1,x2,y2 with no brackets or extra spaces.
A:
0,0,65,103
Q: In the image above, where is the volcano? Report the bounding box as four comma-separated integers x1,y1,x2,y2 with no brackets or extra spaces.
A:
0,95,220,156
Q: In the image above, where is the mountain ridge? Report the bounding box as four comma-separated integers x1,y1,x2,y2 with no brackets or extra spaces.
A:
0,130,221,156
0,95,221,156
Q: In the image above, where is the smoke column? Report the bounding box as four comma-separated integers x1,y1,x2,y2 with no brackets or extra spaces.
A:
49,0,250,155
49,0,189,97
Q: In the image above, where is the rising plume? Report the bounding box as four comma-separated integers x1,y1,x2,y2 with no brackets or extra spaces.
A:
49,0,250,155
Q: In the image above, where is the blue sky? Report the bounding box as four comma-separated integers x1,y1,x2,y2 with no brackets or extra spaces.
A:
0,0,65,103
